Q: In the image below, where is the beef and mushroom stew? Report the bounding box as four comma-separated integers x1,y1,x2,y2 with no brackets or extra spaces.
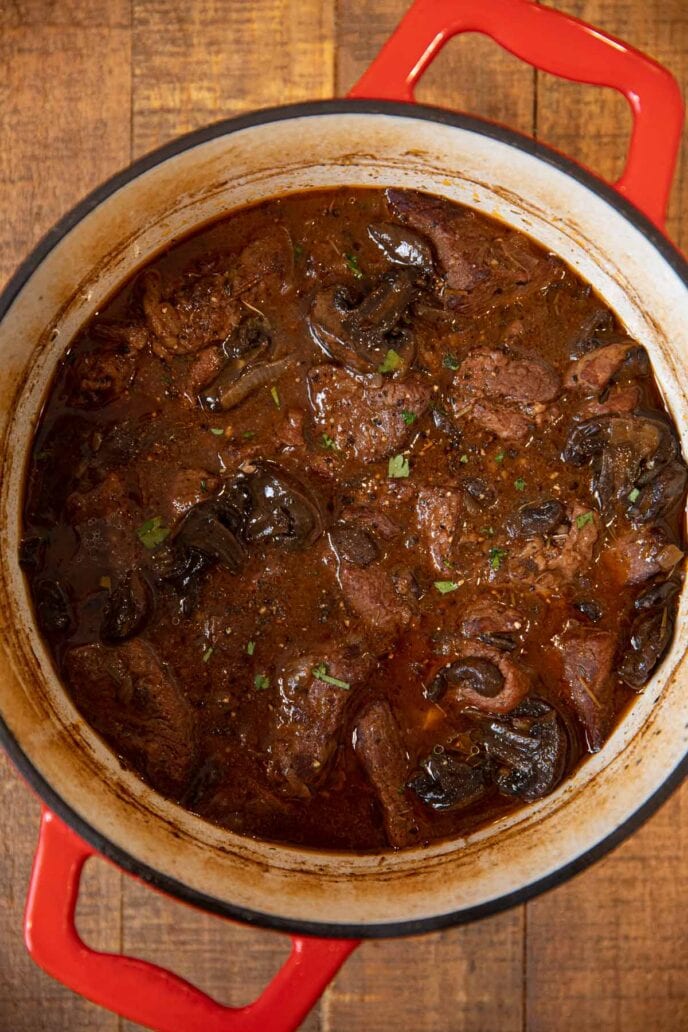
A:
21,188,687,851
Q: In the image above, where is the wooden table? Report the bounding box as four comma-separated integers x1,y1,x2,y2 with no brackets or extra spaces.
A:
1,2,687,1029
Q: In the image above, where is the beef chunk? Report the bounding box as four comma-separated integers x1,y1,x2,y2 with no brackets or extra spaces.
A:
69,347,136,408
461,598,526,650
142,228,293,357
267,644,374,798
564,342,638,391
308,364,430,462
141,467,220,528
577,384,640,420
450,347,559,442
354,699,418,848
277,408,306,449
416,487,462,574
339,562,414,641
386,189,488,292
186,346,225,394
557,626,617,751
64,640,197,797
330,522,379,567
602,526,684,586
510,502,599,595
468,400,532,441
456,347,561,405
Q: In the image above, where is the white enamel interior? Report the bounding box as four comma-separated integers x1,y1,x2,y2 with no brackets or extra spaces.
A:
0,110,687,932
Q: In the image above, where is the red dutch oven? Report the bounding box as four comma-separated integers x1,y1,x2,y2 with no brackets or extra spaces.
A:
1,1,687,1030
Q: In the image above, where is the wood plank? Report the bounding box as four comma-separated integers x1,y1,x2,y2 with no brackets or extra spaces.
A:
336,0,534,133
323,914,525,1032
131,0,336,158
527,4,688,1031
0,5,130,1030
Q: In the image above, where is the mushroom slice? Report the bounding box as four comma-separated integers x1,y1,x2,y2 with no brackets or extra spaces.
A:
426,643,530,715
308,269,417,373
408,751,488,812
507,499,565,539
240,461,323,550
367,221,434,273
471,697,568,802
618,607,674,689
562,414,681,510
100,568,153,642
174,502,246,573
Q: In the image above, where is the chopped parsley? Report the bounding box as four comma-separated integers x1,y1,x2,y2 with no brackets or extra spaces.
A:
345,252,363,278
401,410,417,426
321,432,339,452
388,453,410,478
443,353,460,371
202,646,214,663
209,427,224,436
434,580,460,594
254,673,270,691
242,429,256,440
312,662,351,690
136,516,170,550
246,640,256,656
200,478,208,493
576,511,594,530
379,348,403,374
270,385,280,408
459,453,469,464
495,449,505,463
514,477,526,492
482,525,495,537
628,487,641,504
489,546,508,571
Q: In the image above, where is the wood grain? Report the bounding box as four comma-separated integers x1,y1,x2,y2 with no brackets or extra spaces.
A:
0,6,130,1029
0,2,686,1031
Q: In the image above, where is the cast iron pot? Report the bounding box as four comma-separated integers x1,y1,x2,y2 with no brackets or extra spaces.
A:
1,1,687,1029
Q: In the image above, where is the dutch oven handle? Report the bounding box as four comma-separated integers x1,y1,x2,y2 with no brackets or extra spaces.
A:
25,810,359,1032
347,0,684,229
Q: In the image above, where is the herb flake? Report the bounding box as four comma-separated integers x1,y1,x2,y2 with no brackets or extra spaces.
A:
628,487,641,504
270,385,280,408
489,546,508,571
388,453,410,478
576,511,594,530
379,348,403,374
242,429,256,440
345,252,363,279
312,662,351,690
321,432,340,452
246,640,256,656
202,647,214,664
443,353,460,371
434,580,460,595
495,449,505,463
459,453,469,464
136,516,170,550
210,427,224,436
401,410,417,426
254,673,270,691
514,477,526,492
